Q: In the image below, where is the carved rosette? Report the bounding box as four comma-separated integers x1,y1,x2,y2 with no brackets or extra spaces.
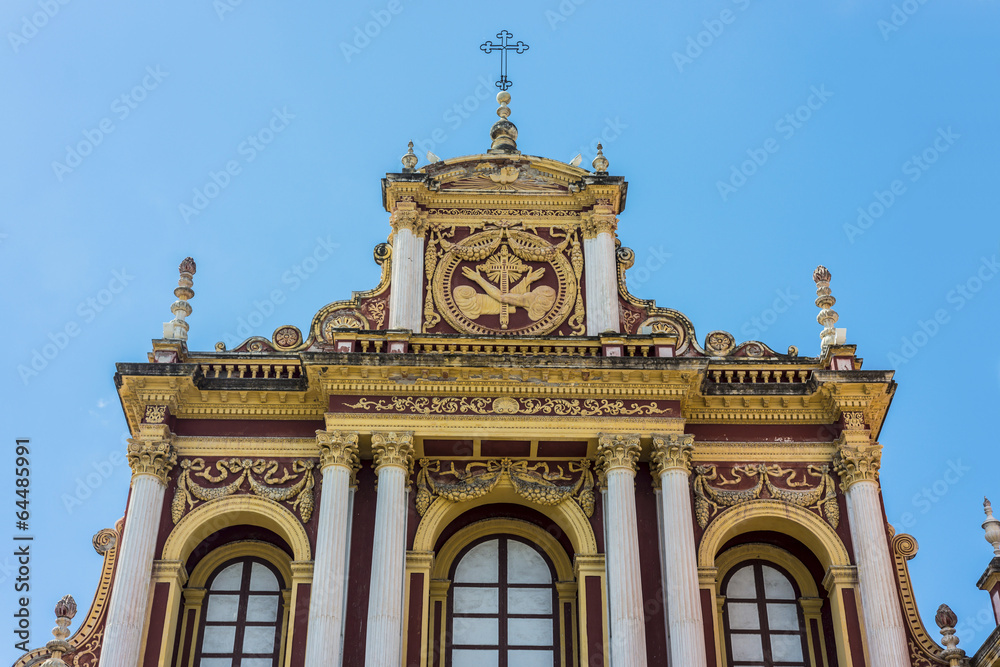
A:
316,430,360,471
834,439,883,490
371,431,415,473
126,438,176,484
650,433,695,476
596,434,641,475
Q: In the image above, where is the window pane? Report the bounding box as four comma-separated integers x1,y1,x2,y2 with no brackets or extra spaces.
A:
455,541,499,583
452,650,499,667
766,603,800,631
250,562,279,591
452,617,499,646
211,563,243,591
246,595,279,622
762,565,795,600
508,588,552,615
205,595,240,623
202,625,236,653
242,625,276,653
454,587,498,614
726,565,757,599
507,541,550,584
199,659,233,667
509,618,552,646
730,633,764,661
727,602,760,630
770,634,805,661
508,650,554,666
241,660,274,667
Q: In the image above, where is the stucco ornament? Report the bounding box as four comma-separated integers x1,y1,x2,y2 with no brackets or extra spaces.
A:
126,439,176,484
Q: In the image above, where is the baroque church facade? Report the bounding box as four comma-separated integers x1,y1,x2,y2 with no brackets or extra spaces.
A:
17,91,998,667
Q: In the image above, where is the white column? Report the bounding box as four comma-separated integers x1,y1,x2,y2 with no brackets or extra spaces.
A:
365,431,414,667
387,204,424,332
98,434,175,667
652,433,707,666
304,431,359,665
836,427,910,667
584,208,621,335
597,434,648,667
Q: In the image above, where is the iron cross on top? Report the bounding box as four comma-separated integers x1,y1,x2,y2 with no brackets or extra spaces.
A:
480,30,529,91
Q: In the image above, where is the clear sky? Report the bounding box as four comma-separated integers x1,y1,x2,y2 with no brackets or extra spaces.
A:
3,0,998,661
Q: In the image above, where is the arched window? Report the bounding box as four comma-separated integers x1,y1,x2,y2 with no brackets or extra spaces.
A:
723,561,810,667
194,556,285,667
447,535,560,666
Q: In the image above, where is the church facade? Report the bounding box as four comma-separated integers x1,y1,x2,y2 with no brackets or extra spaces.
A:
15,92,985,667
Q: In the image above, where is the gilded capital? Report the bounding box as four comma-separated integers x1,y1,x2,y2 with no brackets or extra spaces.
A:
596,433,641,474
316,430,360,471
834,436,882,491
650,433,695,476
126,438,177,484
581,214,618,239
389,201,425,236
371,431,414,473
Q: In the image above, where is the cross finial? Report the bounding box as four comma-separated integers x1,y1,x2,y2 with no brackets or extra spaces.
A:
480,30,529,91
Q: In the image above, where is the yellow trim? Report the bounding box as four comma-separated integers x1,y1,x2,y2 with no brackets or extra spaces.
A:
162,494,312,563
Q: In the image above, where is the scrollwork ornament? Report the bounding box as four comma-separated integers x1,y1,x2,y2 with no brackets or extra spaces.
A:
371,431,414,473
126,438,176,484
596,433,641,474
650,433,695,476
834,439,883,491
316,430,360,471
842,411,866,430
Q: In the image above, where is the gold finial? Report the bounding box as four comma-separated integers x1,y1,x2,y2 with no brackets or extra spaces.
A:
487,91,519,154
401,141,418,172
592,143,609,174
40,595,77,667
162,258,196,341
813,265,839,354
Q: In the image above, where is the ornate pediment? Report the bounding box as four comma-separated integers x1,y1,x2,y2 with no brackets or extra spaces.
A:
434,161,570,194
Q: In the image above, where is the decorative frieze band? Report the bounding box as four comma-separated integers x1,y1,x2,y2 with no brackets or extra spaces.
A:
371,431,414,473
316,430,360,471
596,433,641,474
342,395,675,418
650,433,695,476
126,439,176,484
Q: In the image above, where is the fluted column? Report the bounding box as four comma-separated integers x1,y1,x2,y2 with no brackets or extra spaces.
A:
834,414,909,667
387,202,425,332
365,431,414,667
583,205,621,335
651,433,707,666
305,431,359,665
98,427,176,667
597,434,647,666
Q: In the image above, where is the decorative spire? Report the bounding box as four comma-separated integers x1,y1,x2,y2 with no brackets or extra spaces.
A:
813,265,839,354
487,91,519,154
162,257,196,341
401,141,417,172
935,604,968,666
592,143,609,174
984,497,1000,556
40,595,77,667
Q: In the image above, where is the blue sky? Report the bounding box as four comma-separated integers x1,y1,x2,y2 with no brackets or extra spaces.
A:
3,0,999,660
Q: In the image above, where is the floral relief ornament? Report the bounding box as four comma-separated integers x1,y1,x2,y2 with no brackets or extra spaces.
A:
344,395,671,418
126,439,177,484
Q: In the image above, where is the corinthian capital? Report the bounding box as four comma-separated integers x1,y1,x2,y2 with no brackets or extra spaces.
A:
834,437,882,491
650,433,695,476
597,433,641,474
126,438,177,484
371,431,414,473
581,214,618,239
316,430,360,471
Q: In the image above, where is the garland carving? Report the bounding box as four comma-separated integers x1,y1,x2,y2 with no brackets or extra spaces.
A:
345,395,671,418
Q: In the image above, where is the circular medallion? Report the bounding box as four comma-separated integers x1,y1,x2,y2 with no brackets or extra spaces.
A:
433,228,576,336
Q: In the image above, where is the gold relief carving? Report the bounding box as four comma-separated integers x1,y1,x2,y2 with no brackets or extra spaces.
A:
390,207,424,235
126,439,176,483
650,433,695,475
705,330,736,356
427,208,575,218
171,458,316,524
343,395,672,417
692,464,840,529
620,309,641,334
415,458,595,518
316,430,360,471
361,298,387,330
833,439,882,490
596,433,641,473
272,325,302,349
650,321,678,335
842,410,866,430
143,405,167,424
66,631,103,666
371,431,415,472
